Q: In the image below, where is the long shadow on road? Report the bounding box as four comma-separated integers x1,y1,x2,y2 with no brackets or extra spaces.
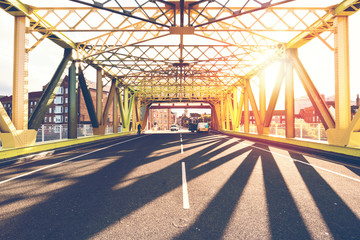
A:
175,143,311,240
290,152,360,239
0,133,236,239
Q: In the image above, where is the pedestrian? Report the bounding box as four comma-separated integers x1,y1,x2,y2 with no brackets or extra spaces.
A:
137,123,141,135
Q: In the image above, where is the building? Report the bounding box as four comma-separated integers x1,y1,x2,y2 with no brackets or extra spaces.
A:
0,76,113,125
148,108,176,130
240,110,286,124
298,94,359,123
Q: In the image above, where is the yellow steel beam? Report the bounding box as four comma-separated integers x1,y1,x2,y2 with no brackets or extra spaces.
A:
335,0,360,15
259,70,266,123
0,102,16,133
96,68,103,123
236,89,244,128
334,16,351,130
244,88,249,133
113,88,118,133
246,79,263,134
290,49,335,130
263,65,285,127
12,16,29,131
287,0,360,49
0,0,29,16
285,59,295,138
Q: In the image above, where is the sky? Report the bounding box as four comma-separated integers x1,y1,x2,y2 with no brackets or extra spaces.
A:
0,0,360,107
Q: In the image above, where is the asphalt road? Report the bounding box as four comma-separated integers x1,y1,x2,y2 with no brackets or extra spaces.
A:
0,132,359,240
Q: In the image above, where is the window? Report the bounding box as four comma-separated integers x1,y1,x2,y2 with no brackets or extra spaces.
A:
34,101,37,105
54,96,63,104
54,106,63,114
57,87,64,95
54,115,63,123
65,88,68,94
65,107,68,113
30,101,33,106
65,116,68,122
30,108,33,113
44,117,47,123
49,108,52,114
49,117,52,122
65,98,68,103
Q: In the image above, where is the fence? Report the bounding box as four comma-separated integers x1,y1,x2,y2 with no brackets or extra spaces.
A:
239,123,327,142
0,124,125,148
36,124,122,143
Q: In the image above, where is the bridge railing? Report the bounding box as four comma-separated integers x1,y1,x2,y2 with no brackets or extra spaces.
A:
35,124,122,143
239,123,327,142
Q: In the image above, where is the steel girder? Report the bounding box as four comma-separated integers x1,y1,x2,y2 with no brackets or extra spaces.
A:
1,0,360,147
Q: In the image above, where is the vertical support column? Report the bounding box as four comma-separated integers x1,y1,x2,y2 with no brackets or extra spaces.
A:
68,61,77,139
259,70,266,123
13,16,29,130
233,88,239,131
113,89,118,133
124,88,129,114
244,86,249,133
96,68,103,123
132,103,136,131
221,97,225,130
259,70,268,134
334,16,350,130
285,56,295,138
225,95,230,130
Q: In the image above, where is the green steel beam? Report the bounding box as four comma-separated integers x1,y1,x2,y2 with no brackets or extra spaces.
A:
118,87,135,130
68,61,77,139
101,79,116,125
78,67,99,128
28,48,72,130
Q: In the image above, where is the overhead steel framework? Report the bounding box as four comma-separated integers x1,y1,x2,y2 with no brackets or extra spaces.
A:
0,0,360,148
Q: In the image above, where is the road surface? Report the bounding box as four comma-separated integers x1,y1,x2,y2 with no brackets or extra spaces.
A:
0,132,359,239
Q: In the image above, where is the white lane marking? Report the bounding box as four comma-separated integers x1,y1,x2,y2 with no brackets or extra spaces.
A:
181,144,184,154
237,140,360,183
0,135,148,185
180,138,183,142
182,162,190,209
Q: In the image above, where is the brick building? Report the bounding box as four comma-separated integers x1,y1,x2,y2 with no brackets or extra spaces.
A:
148,108,176,130
0,76,113,125
240,110,286,124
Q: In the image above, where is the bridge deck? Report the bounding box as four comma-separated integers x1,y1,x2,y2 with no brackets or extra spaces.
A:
0,133,359,239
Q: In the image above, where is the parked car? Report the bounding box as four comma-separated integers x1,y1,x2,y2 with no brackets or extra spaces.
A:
170,124,179,131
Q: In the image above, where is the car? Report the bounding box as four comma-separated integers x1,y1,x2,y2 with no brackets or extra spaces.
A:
197,122,209,133
189,123,197,132
170,124,179,131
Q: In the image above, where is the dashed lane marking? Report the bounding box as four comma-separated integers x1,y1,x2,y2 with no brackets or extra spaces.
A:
182,162,190,209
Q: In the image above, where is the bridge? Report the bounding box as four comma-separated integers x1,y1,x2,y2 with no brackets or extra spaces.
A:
0,0,360,239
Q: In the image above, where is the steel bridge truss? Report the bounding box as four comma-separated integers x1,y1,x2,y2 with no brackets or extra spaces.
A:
0,0,360,148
